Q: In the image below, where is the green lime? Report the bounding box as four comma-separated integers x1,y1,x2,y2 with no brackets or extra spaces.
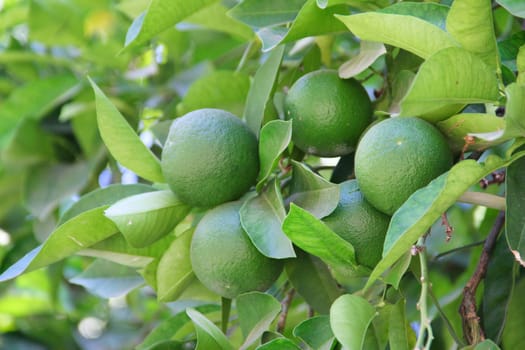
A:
190,201,283,299
323,180,390,269
355,117,453,215
161,109,259,208
284,70,372,157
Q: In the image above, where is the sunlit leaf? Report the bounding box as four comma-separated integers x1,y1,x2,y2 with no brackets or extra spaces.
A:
256,338,301,349
240,180,295,259
245,46,285,136
336,12,457,59
89,78,164,183
105,190,191,247
237,292,281,350
446,0,499,72
497,0,525,18
339,41,386,79
366,153,525,289
256,120,292,190
380,2,449,29
330,294,376,350
288,161,340,219
186,308,235,350
400,47,500,122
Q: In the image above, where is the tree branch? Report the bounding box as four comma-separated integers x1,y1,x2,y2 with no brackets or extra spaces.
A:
459,211,505,345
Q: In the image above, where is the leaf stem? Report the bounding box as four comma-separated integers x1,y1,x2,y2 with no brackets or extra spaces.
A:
221,297,232,334
457,191,505,210
277,288,295,333
415,238,433,350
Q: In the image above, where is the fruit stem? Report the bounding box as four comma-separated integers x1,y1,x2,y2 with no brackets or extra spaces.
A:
415,238,434,350
457,191,505,211
221,297,232,334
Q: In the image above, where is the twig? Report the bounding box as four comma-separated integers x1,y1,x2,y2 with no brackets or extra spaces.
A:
277,289,295,333
457,192,506,211
433,240,485,261
414,238,434,350
459,211,505,345
441,213,453,242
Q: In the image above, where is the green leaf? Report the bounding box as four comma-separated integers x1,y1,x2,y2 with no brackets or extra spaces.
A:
240,180,295,259
400,47,500,122
124,0,218,48
285,249,342,314
468,339,501,350
437,113,506,152
176,71,251,117
69,259,144,298
156,228,195,302
483,234,516,342
289,161,340,219
388,299,413,350
186,308,235,350
137,304,220,350
518,45,525,84
501,83,525,139
330,294,376,350
502,279,525,349
379,2,449,29
366,153,524,289
339,41,386,79
89,78,164,183
256,120,292,190
24,162,90,220
256,338,301,350
506,153,525,267
59,184,155,225
237,292,281,350
244,46,285,136
283,204,356,269
105,190,191,247
336,12,457,59
293,315,334,350
0,207,118,282
228,0,305,28
446,0,499,73
185,2,254,41
497,0,525,18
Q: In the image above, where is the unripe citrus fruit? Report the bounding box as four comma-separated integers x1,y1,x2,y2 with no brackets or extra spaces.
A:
323,180,390,269
284,70,372,157
355,117,453,215
190,201,283,299
161,109,259,208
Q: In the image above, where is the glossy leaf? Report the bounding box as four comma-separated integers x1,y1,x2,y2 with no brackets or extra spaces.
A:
24,162,90,220
240,180,295,259
186,308,235,350
330,294,376,350
245,46,286,136
256,120,292,190
228,0,304,28
0,207,118,282
176,70,251,117
506,153,525,266
497,0,525,18
237,292,281,350
285,250,342,314
379,2,449,29
105,190,191,247
69,259,144,298
339,41,386,79
89,78,164,183
283,204,356,268
336,12,457,59
293,315,334,350
137,304,220,350
400,47,500,122
437,113,506,152
288,161,340,219
256,338,301,350
501,83,525,139
156,228,195,302
446,0,499,72
366,153,525,289
59,184,155,225
124,0,218,48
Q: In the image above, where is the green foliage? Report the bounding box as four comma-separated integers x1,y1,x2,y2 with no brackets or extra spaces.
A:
1,0,525,349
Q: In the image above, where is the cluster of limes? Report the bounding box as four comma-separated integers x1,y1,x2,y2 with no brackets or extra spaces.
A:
160,69,453,298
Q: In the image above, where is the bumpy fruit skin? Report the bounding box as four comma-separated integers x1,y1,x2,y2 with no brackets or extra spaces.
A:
190,202,283,299
161,109,259,208
355,117,453,215
323,180,390,269
284,70,372,157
